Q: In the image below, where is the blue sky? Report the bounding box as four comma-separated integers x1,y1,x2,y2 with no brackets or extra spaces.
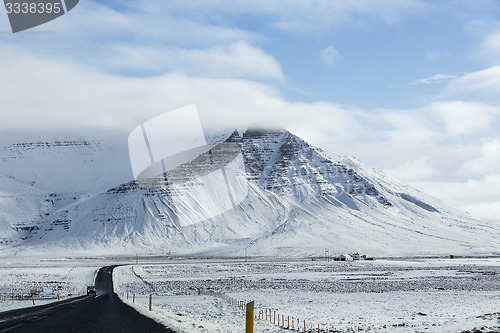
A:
0,0,500,224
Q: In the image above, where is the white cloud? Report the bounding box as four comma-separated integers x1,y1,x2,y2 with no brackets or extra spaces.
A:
349,99,500,186
413,73,457,85
137,0,429,33
478,30,500,63
0,44,357,145
0,1,264,78
457,138,500,177
445,65,500,99
54,1,260,47
387,157,436,181
320,46,342,67
426,101,499,136
462,201,500,224
104,41,284,80
264,0,429,33
381,110,436,144
184,42,284,80
378,103,500,223
412,173,500,223
0,0,429,79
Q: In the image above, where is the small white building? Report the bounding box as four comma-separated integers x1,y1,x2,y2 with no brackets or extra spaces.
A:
339,254,353,261
352,252,362,260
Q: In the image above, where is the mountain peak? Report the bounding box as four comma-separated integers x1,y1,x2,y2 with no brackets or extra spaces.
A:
243,128,288,138
225,129,242,143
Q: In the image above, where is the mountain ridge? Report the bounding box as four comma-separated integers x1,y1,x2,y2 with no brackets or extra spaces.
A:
0,129,498,257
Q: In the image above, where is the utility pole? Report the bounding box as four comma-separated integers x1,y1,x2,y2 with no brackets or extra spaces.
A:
324,248,330,262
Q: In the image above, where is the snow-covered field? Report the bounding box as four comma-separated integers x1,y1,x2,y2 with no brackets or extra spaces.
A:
114,258,500,333
1,256,498,332
0,257,102,312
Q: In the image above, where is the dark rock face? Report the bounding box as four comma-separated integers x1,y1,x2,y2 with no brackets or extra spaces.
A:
399,193,439,213
2,140,100,160
239,129,391,206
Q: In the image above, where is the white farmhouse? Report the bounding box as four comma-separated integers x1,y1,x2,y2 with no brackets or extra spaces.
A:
352,252,362,260
339,254,353,261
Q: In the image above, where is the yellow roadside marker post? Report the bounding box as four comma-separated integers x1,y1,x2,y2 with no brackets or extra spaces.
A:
149,294,152,311
245,301,254,333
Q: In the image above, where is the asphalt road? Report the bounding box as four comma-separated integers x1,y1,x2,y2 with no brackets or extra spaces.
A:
0,266,175,333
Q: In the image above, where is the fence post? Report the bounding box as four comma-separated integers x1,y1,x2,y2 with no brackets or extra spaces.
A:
245,301,254,333
149,294,152,311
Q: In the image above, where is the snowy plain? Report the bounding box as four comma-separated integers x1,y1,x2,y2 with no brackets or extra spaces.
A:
0,256,499,332
0,256,103,312
113,257,500,333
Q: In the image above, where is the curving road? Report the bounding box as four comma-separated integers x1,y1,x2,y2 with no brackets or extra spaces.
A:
0,265,175,333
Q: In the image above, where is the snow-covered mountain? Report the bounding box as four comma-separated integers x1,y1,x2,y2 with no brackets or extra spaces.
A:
0,130,498,257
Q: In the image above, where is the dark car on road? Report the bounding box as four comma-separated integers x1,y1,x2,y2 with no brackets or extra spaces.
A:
87,285,96,295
